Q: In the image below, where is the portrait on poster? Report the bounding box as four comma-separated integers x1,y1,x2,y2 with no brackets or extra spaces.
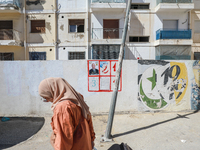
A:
88,60,122,92
89,61,99,75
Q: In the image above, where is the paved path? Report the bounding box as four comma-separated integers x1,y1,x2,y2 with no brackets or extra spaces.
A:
3,111,200,150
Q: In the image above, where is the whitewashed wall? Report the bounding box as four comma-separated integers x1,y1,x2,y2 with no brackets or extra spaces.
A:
0,60,137,117
1,60,199,117
58,0,87,13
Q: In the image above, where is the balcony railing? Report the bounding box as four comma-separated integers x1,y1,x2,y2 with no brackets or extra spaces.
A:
157,0,193,5
92,28,123,39
156,29,191,40
0,0,21,9
92,0,125,3
0,29,22,45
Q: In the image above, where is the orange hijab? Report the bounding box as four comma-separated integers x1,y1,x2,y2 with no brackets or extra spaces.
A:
38,77,90,119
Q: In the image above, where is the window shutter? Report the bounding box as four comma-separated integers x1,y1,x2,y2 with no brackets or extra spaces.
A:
31,20,45,33
69,20,84,25
92,45,120,59
0,21,13,29
68,52,85,60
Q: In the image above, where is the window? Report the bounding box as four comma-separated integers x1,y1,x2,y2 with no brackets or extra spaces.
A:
29,52,46,60
103,20,119,39
194,52,200,60
31,20,45,33
129,36,149,42
92,45,120,59
0,21,13,40
0,53,14,61
131,4,149,9
68,52,85,60
155,46,191,60
163,20,178,30
69,19,84,33
194,20,200,33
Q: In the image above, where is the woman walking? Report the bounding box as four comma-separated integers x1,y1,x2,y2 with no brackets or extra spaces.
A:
38,77,95,150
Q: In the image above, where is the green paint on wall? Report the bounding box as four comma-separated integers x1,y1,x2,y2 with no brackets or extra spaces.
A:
147,69,156,90
140,80,167,109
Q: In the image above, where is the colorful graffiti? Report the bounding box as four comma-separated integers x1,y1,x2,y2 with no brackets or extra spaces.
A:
138,61,188,110
191,61,200,110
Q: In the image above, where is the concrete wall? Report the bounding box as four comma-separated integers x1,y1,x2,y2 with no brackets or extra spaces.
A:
0,12,25,60
58,0,87,13
58,46,87,60
0,46,25,60
57,0,88,60
28,47,55,60
0,60,199,117
125,45,155,60
58,13,87,45
26,0,55,11
0,13,24,40
26,14,55,44
191,0,200,59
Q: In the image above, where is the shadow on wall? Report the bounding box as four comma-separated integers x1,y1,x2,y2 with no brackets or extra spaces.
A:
26,16,45,43
0,117,45,149
127,12,145,38
192,12,200,43
124,45,138,60
26,0,45,10
27,33,45,43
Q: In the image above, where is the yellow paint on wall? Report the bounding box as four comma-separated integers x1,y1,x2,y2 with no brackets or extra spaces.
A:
0,46,26,60
28,47,55,60
170,62,188,104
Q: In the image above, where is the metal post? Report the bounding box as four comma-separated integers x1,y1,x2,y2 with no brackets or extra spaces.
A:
55,0,58,60
101,0,132,142
23,0,27,60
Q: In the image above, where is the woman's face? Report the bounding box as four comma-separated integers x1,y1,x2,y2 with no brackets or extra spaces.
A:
42,97,53,102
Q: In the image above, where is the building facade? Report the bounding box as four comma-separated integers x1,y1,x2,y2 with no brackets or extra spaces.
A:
0,0,199,60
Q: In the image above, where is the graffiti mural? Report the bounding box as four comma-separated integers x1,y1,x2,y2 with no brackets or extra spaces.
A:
138,60,188,110
191,61,200,110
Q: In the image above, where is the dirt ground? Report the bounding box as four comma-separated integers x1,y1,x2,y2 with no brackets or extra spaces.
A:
1,111,200,150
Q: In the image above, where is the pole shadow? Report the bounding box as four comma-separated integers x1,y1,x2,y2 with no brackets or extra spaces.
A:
112,110,199,138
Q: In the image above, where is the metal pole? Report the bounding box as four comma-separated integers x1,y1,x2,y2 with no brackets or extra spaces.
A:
55,0,58,60
101,0,132,141
23,0,27,60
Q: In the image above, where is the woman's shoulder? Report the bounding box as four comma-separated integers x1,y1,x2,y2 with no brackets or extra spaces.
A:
54,100,79,113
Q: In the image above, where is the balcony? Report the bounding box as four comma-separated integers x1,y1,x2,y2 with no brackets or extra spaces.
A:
92,28,123,44
91,0,126,11
0,29,23,46
155,29,192,45
155,0,194,12
0,0,21,13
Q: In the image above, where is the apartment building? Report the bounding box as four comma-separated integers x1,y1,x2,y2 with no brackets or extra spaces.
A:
0,0,199,60
57,0,88,60
191,0,200,60
89,0,126,59
0,0,24,60
90,0,196,60
26,0,56,60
